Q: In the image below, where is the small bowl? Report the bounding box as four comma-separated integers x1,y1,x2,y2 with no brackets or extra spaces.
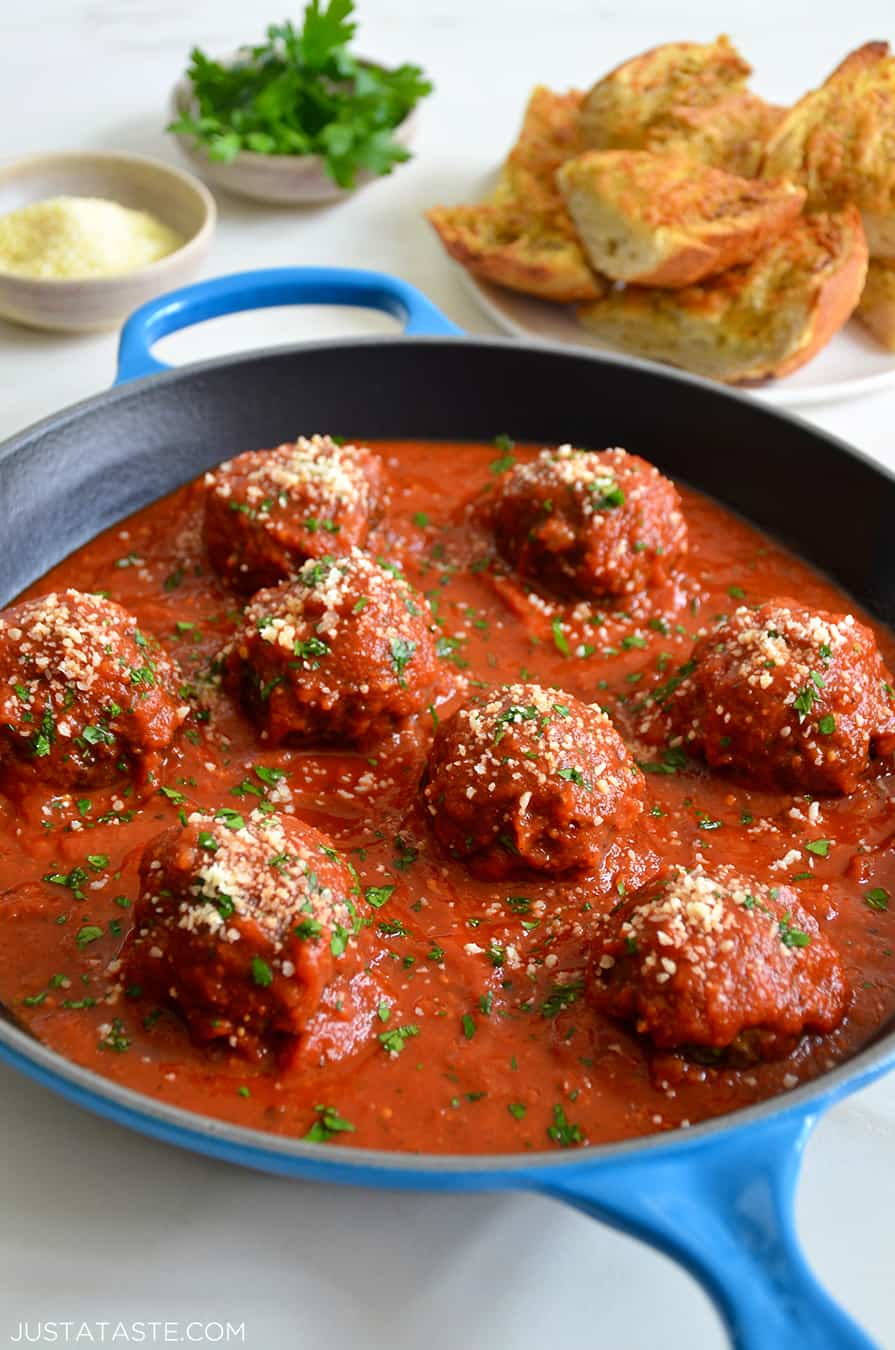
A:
170,60,419,206
0,150,216,333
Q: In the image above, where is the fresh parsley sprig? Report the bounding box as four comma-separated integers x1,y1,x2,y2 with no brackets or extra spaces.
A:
168,1,432,188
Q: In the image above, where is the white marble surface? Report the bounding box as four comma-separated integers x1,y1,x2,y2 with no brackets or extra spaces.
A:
2,2,895,1346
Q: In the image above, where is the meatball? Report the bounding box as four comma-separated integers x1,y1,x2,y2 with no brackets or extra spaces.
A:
204,433,384,594
663,598,895,793
422,682,644,878
0,588,184,789
123,811,358,1061
590,864,849,1052
490,444,686,598
223,549,439,745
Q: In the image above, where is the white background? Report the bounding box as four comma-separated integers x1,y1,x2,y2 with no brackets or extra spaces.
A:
2,1,895,1346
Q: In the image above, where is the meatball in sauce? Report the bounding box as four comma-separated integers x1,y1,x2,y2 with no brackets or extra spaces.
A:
123,812,359,1063
423,682,644,879
204,434,384,594
489,445,686,599
0,588,184,790
590,864,849,1055
656,598,895,793
223,549,442,746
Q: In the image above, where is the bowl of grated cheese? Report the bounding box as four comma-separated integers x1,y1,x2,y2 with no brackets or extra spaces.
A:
0,150,216,333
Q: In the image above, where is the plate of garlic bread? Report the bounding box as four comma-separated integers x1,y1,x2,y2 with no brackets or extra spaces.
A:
427,36,895,404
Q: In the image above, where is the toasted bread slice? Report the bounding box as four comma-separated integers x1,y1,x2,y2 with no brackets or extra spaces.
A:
426,203,605,303
576,208,867,383
762,41,895,253
856,260,895,350
580,36,751,151
644,92,786,177
493,85,585,227
557,150,805,287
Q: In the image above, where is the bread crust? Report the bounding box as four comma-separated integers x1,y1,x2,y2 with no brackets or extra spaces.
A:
493,85,585,228
856,260,895,350
576,208,867,382
762,41,895,240
426,203,605,303
580,36,751,151
557,150,805,287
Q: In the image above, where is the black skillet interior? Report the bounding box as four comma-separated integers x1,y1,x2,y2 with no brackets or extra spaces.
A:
2,339,894,625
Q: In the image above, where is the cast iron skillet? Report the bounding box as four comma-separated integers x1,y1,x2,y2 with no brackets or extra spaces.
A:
1,267,894,1350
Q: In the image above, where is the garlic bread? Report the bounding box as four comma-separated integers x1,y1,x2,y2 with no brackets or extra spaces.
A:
762,42,895,257
577,207,867,382
557,150,804,287
579,36,751,151
426,203,605,303
493,85,584,227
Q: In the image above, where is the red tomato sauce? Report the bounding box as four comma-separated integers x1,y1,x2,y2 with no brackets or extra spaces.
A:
2,439,894,1154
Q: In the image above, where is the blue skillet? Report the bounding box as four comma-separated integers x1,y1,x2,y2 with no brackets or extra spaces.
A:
1,266,894,1350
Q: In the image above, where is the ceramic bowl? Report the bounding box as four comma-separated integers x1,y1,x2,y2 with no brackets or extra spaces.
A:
0,150,216,333
169,62,420,206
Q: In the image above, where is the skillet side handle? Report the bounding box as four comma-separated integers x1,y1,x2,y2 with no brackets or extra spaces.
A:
536,1110,878,1350
114,266,464,383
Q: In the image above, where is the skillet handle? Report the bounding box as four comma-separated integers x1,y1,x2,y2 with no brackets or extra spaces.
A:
535,1110,877,1350
115,266,464,382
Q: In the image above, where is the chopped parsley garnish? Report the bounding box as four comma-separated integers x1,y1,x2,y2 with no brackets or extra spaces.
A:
793,675,824,721
779,914,812,948
547,1103,584,1147
551,616,569,656
557,766,592,792
461,1013,476,1040
865,888,890,913
493,702,538,743
541,980,584,1017
215,808,246,831
805,839,831,858
389,636,416,684
365,884,395,909
99,1018,131,1053
251,956,274,987
29,706,56,758
159,785,186,805
197,831,219,852
44,866,89,899
304,1103,356,1143
294,916,323,940
293,636,330,660
818,714,836,735
637,745,689,775
590,479,625,510
254,764,285,787
507,1103,527,1120
378,1024,420,1055
75,925,104,949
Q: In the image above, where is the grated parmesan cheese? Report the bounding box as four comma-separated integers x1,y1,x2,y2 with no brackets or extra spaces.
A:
0,196,183,280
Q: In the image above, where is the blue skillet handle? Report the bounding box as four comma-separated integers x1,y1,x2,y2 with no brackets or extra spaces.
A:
536,1109,877,1350
115,266,464,383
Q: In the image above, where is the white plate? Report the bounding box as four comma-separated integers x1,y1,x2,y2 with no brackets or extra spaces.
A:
458,268,895,410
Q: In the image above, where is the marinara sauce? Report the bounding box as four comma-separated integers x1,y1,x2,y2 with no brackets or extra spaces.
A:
1,439,894,1155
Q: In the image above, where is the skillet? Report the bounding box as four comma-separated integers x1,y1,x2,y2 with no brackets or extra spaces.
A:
1,265,894,1350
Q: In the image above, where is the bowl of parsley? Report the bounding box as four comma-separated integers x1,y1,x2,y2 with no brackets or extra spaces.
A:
168,1,432,205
